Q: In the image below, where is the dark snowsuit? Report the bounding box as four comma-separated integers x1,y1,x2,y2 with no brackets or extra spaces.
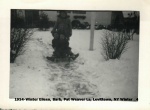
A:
51,15,73,57
52,37,71,57
52,39,59,49
51,15,72,38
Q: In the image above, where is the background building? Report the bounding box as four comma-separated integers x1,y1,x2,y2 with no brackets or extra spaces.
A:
42,11,112,26
11,10,39,28
11,10,138,29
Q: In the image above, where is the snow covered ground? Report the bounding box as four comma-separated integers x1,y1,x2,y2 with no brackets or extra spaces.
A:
10,29,139,100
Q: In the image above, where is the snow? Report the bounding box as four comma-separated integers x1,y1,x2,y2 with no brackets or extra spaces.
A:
10,29,139,100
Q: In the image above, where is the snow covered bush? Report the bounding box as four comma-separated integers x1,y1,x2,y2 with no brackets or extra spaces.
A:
101,30,128,60
10,28,33,63
39,12,50,31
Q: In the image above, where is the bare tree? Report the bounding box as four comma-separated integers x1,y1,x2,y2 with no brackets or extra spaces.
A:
101,30,129,60
10,28,33,63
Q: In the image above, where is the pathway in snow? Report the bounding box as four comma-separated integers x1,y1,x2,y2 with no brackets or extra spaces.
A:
10,30,100,98
37,34,100,98
10,30,138,100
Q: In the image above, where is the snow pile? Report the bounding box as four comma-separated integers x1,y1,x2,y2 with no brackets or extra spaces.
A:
10,29,139,99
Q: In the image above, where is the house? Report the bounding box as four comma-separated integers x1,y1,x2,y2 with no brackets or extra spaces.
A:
41,10,112,26
11,9,39,28
11,10,137,29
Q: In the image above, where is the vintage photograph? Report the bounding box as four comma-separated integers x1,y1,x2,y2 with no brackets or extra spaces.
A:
10,10,139,100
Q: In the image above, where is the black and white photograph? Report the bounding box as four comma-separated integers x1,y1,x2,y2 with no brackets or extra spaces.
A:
9,9,139,100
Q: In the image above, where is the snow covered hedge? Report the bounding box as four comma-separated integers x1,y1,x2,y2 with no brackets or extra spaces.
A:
101,30,128,60
10,28,33,63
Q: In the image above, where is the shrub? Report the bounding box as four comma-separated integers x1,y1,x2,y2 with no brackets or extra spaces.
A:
39,12,50,31
10,28,33,63
123,11,139,39
72,20,81,29
101,30,129,60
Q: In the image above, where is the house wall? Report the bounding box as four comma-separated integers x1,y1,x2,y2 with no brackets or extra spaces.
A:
42,11,112,26
95,11,112,26
14,10,137,28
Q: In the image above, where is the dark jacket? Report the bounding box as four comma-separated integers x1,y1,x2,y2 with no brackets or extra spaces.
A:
51,16,72,38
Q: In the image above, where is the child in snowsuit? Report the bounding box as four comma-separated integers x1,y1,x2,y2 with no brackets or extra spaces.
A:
51,10,74,58
52,32,73,58
57,34,69,57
